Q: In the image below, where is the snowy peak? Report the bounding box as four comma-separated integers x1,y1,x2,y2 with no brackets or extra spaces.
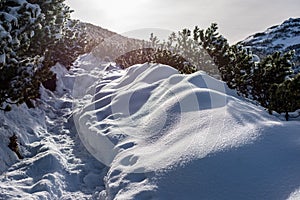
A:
242,18,300,48
241,18,300,67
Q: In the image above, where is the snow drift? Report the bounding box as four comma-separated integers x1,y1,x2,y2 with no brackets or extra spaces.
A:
74,61,300,199
1,53,300,199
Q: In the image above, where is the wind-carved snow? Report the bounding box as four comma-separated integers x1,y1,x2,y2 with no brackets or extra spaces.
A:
1,53,300,199
73,55,300,199
75,63,256,167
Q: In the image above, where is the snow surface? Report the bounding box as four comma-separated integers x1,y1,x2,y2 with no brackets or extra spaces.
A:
1,53,300,199
73,55,300,199
272,35,300,48
0,62,106,199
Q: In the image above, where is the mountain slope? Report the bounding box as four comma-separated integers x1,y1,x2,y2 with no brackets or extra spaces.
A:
240,18,300,71
83,22,146,61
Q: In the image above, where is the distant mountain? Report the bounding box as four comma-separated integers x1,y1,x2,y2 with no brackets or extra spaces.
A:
83,19,300,76
240,18,300,72
83,22,146,61
83,22,127,43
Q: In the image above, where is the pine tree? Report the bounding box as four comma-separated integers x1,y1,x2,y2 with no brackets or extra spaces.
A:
148,28,217,77
0,0,81,110
52,20,92,69
1,0,43,108
252,51,294,108
289,74,300,112
195,23,232,83
269,74,300,120
195,23,298,120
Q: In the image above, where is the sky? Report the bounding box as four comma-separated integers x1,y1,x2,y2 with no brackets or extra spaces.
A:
65,0,300,44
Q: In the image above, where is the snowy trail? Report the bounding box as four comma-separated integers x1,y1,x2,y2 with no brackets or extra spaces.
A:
0,55,113,199
0,96,105,199
1,53,300,200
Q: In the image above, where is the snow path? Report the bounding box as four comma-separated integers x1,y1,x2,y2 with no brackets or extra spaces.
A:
1,53,300,199
0,57,110,199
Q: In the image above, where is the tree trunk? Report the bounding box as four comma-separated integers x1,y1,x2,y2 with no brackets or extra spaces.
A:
285,111,289,121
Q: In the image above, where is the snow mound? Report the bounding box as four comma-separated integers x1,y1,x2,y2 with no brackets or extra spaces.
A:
1,52,300,199
74,62,300,199
75,63,257,167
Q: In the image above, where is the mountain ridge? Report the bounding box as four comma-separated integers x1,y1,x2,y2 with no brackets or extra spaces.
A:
240,17,300,70
83,18,300,72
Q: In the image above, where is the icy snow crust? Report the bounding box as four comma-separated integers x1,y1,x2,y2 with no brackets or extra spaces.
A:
1,54,300,199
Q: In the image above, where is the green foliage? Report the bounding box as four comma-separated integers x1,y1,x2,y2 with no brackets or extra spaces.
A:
194,24,230,79
194,23,254,90
196,23,299,120
114,28,218,75
1,0,43,108
252,51,294,108
115,47,154,69
52,21,94,69
150,29,218,77
115,47,196,74
0,105,12,112
94,39,146,64
113,23,299,119
268,74,300,120
153,48,197,74
0,0,89,110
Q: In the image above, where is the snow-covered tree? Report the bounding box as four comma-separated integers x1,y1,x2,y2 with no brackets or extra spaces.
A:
0,0,43,110
194,23,298,119
195,23,231,82
268,73,300,120
0,0,85,110
52,20,93,69
252,51,294,108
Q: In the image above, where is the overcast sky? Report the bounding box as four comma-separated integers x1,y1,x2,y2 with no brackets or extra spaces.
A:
65,0,300,44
